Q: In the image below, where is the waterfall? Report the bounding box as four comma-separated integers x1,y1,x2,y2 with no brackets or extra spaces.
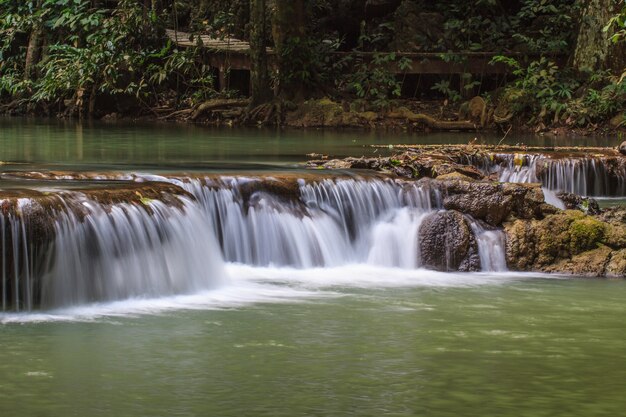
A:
1,176,511,311
183,176,506,272
491,154,626,197
470,222,508,272
183,177,441,268
39,196,226,309
0,212,38,312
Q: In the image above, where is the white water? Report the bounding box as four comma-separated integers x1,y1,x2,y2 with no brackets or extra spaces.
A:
470,222,508,272
0,264,544,323
493,154,626,198
39,196,226,309
1,177,510,312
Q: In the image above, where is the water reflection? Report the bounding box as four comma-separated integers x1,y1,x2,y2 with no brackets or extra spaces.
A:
0,117,619,171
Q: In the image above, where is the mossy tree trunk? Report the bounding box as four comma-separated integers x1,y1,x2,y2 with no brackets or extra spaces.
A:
272,0,309,101
573,0,626,73
249,0,273,106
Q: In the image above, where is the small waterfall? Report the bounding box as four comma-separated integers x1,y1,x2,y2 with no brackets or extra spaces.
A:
1,175,512,311
366,209,430,268
470,222,507,272
1,193,226,311
0,211,39,312
40,197,225,309
184,177,441,268
492,154,626,197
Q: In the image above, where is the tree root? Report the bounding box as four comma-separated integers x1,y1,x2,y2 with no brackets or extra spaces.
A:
190,99,249,121
159,108,194,120
387,108,477,131
0,99,28,112
242,100,283,126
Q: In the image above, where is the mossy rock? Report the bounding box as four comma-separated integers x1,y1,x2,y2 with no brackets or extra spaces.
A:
603,223,626,248
606,249,626,277
544,245,613,276
569,217,606,254
534,211,583,265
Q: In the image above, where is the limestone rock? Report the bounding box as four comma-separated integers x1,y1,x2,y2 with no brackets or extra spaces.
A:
544,246,612,277
418,210,480,272
557,192,601,215
606,249,626,277
443,181,513,226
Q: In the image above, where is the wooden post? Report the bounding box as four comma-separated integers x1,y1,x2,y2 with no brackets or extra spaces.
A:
218,65,228,91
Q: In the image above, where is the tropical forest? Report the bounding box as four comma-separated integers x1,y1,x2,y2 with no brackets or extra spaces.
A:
1,1,626,417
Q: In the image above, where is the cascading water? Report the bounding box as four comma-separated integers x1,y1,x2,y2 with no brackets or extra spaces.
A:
183,176,505,272
1,175,510,311
470,222,508,272
40,196,225,309
0,193,226,311
482,154,626,198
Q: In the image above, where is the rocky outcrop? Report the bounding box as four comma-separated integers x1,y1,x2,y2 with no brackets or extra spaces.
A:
403,177,555,227
557,192,601,215
504,210,626,277
418,210,480,272
309,148,489,180
308,148,626,277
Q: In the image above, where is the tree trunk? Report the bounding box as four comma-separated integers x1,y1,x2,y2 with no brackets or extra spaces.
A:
249,0,273,106
272,0,309,100
24,2,44,82
573,0,626,73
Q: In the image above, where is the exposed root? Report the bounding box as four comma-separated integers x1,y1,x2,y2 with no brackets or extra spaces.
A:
387,107,477,131
243,100,283,126
159,107,194,120
190,98,249,121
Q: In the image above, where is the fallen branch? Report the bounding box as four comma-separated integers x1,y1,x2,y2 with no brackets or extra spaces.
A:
159,108,194,120
190,99,249,121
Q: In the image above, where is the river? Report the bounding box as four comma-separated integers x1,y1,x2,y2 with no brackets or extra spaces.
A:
0,118,624,417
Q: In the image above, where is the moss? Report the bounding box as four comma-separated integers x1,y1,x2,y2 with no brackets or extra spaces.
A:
569,217,606,254
602,223,626,248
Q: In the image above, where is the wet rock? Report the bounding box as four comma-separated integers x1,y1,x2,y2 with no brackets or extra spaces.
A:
418,210,480,272
503,209,626,276
503,219,537,270
557,192,601,215
443,181,513,226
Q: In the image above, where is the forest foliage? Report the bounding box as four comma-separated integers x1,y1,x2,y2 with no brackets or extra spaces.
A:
0,0,624,128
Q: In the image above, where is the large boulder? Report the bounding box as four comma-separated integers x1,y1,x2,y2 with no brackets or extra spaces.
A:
418,210,480,272
438,179,553,226
503,209,626,277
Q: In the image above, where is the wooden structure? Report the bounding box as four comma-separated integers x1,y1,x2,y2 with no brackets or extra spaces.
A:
166,29,275,92
166,29,563,93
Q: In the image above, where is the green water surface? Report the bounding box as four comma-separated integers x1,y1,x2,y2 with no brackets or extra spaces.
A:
1,278,625,417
